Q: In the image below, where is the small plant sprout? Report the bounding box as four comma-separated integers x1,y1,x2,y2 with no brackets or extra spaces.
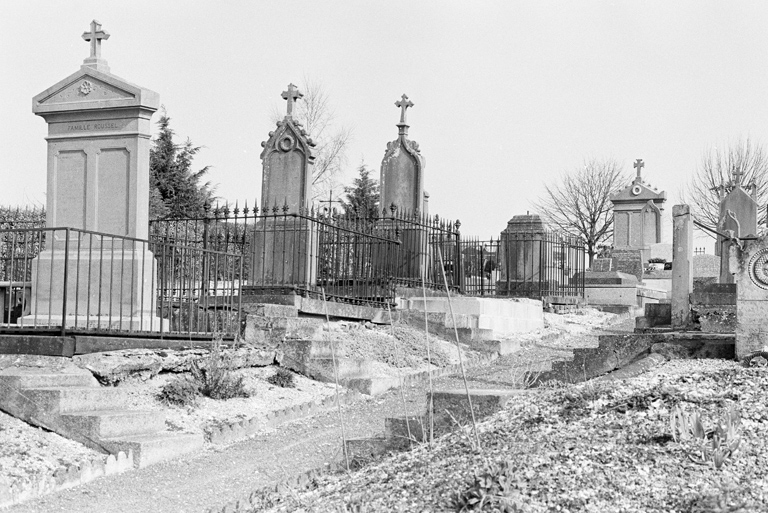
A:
669,403,741,470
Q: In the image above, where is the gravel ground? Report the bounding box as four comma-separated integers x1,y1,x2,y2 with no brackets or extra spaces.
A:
4,308,624,512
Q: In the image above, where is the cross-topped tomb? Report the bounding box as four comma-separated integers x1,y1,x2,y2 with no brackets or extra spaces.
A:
281,83,303,118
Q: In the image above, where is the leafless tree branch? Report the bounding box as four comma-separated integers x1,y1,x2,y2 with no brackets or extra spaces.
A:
532,157,628,264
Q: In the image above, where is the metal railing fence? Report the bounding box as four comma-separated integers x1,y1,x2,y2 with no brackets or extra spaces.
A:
149,204,462,306
0,226,242,337
461,231,585,300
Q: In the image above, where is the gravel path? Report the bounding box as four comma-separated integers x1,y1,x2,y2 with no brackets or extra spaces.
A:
7,313,631,513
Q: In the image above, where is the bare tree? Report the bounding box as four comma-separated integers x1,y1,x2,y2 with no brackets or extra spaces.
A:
532,158,628,265
271,76,352,202
682,137,768,238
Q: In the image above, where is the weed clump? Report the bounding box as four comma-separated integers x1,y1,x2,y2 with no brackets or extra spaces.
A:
267,367,296,388
157,377,199,407
450,460,524,512
190,338,249,400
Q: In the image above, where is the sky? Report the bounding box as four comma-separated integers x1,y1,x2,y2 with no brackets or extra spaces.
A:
2,1,768,245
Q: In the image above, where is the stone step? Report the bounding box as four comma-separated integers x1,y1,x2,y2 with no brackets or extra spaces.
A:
0,367,98,389
12,386,129,415
61,409,165,439
100,431,204,468
428,389,525,435
385,415,429,448
530,333,654,385
282,356,372,382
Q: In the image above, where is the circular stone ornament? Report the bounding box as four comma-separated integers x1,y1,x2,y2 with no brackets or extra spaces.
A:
278,135,295,152
631,184,642,196
79,80,94,95
748,249,768,289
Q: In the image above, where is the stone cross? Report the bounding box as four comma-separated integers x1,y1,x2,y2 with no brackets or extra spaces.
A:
634,159,644,179
733,168,743,187
281,83,303,118
396,94,414,125
82,20,110,60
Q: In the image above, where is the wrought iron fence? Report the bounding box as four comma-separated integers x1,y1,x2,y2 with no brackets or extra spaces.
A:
0,227,242,337
149,203,461,306
461,231,585,299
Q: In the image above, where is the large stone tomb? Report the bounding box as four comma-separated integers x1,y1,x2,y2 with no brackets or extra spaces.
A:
23,21,162,330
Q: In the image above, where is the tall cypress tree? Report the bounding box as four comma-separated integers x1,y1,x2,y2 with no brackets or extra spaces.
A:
149,113,215,219
340,163,380,218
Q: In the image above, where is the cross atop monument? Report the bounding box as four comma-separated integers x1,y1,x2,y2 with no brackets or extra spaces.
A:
82,20,110,61
633,159,644,180
733,168,744,187
281,83,303,118
396,94,414,125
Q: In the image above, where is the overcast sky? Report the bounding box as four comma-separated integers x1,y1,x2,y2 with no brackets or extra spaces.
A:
2,1,767,245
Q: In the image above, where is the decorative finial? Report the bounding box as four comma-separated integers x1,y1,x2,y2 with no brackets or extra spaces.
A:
281,83,303,118
633,159,644,182
395,94,414,126
82,20,110,63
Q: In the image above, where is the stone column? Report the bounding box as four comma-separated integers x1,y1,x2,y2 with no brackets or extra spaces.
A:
252,84,318,288
671,204,693,328
25,20,162,330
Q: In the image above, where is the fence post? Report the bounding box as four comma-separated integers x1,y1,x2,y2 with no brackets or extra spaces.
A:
60,228,70,336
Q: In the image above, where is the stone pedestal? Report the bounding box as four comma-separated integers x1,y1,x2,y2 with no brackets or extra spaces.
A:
22,241,161,331
251,219,318,287
731,235,768,359
25,21,163,332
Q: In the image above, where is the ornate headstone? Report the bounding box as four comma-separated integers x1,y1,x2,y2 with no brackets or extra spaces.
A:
26,20,162,329
252,85,318,288
380,94,425,214
260,84,316,213
715,172,758,284
610,159,667,263
730,234,768,359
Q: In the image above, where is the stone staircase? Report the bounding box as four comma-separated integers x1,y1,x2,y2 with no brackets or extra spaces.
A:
346,388,524,463
0,366,203,468
401,296,544,349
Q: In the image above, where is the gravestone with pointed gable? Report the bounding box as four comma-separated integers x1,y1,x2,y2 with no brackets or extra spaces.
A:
380,94,426,215
251,85,318,289
379,95,430,281
260,83,316,213
25,21,162,330
715,171,758,284
609,159,668,279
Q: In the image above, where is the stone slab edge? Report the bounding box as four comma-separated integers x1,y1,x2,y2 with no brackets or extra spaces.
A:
0,450,133,509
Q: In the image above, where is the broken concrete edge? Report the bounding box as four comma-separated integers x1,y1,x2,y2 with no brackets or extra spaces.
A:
340,351,499,396
0,450,134,509
205,389,362,445
592,353,666,382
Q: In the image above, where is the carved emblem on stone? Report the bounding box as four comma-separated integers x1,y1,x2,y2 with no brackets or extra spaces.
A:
748,249,768,289
279,134,295,152
79,80,94,95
